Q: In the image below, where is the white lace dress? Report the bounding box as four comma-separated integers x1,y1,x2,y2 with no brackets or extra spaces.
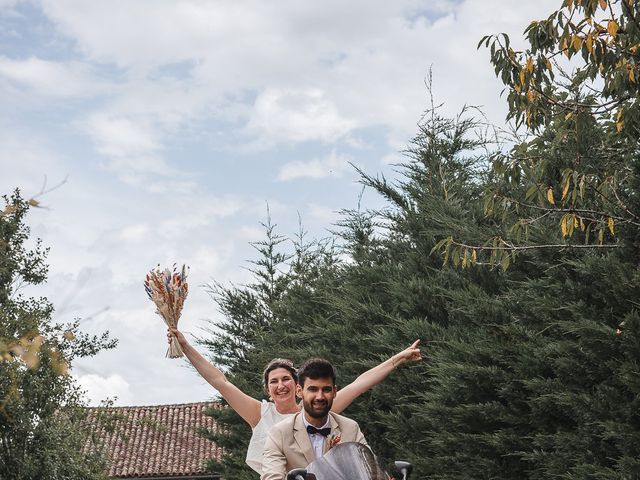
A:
245,400,296,474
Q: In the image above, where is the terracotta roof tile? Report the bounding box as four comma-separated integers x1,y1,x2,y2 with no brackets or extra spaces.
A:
84,402,224,478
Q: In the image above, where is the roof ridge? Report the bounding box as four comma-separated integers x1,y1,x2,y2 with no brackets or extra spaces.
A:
86,400,223,411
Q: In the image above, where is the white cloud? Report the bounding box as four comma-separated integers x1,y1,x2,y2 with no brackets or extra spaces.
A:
28,0,560,164
74,373,133,405
0,1,32,21
381,152,406,166
34,0,536,150
0,56,106,98
83,113,195,190
117,224,149,242
305,203,340,225
0,126,69,197
278,151,354,181
88,115,161,158
248,88,356,147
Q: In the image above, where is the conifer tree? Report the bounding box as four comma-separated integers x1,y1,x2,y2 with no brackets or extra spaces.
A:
201,217,341,479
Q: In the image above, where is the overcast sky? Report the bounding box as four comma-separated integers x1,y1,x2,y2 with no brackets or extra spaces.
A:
1,0,558,406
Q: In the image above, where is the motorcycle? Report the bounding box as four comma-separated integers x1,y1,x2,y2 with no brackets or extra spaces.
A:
286,442,412,480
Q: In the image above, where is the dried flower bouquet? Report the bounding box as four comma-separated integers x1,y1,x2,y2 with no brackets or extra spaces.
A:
144,264,189,358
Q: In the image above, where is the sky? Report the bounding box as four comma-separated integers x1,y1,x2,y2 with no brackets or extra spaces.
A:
1,0,558,406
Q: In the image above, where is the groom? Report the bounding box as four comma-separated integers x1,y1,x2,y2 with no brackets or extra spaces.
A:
261,358,368,480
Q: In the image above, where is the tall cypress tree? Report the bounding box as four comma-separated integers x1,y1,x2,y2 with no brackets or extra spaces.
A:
201,217,341,479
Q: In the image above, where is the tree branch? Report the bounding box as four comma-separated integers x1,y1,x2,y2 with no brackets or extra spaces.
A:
450,239,620,252
493,194,640,227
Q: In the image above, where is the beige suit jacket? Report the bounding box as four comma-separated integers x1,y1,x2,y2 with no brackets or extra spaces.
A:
261,411,367,480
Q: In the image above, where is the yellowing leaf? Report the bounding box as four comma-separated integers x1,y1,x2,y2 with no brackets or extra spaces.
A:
22,351,39,369
586,34,593,54
50,349,69,376
608,217,615,235
500,253,511,271
526,56,534,73
630,68,636,83
547,187,555,205
616,109,624,131
10,345,25,357
63,331,75,341
2,205,17,216
562,176,571,201
608,20,618,37
519,69,526,86
572,35,582,51
53,358,69,375
561,216,568,238
472,249,477,264
27,199,40,207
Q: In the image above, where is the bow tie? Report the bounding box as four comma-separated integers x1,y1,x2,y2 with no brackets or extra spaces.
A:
306,425,331,437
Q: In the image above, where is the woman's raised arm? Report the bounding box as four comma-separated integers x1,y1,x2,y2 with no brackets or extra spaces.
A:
331,340,422,413
169,327,262,427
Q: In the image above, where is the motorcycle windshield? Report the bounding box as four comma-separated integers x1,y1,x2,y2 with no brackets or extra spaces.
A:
305,442,390,480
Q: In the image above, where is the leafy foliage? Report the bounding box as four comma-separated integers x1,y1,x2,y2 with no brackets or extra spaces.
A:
0,191,116,480
430,0,640,268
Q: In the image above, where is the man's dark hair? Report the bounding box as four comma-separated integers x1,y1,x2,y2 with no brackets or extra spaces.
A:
297,358,336,387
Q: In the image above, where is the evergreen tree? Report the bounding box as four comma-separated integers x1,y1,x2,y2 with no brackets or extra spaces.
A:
325,110,512,477
201,217,341,479
0,191,116,480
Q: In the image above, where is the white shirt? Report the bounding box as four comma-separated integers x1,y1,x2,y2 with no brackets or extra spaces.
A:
302,414,331,459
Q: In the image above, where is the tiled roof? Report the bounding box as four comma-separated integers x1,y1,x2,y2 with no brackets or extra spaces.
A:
84,402,224,478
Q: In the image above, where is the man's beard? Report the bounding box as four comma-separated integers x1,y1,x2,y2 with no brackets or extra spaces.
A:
303,399,331,419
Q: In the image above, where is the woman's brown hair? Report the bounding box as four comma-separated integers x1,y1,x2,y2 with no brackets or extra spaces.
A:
262,358,298,393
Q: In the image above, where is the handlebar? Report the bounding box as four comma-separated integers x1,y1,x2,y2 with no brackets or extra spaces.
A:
394,461,412,480
287,468,309,480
